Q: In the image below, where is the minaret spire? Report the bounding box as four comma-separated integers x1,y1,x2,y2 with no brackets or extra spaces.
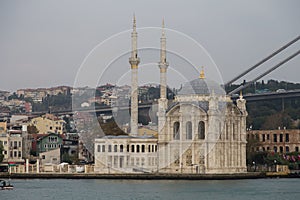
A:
129,15,140,136
130,14,139,62
158,18,169,134
159,18,169,99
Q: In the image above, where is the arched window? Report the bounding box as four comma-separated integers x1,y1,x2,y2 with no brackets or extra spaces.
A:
173,122,180,140
186,121,192,140
198,121,205,140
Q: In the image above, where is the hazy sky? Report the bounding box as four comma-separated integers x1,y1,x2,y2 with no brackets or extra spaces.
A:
0,0,299,92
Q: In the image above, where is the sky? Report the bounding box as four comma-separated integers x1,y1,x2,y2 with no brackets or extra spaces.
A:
0,0,299,92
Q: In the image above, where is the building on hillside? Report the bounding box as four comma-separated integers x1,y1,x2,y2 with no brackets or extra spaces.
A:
36,133,63,155
30,114,65,134
247,128,300,153
94,18,248,174
0,129,24,164
17,86,71,102
0,120,7,133
61,138,79,161
39,148,61,165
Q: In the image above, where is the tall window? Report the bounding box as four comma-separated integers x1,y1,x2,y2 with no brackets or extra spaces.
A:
285,134,289,142
173,122,180,140
273,134,277,143
198,121,205,139
280,134,283,142
186,121,192,140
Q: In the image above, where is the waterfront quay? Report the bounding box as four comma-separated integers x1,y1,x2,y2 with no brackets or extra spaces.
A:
1,172,299,180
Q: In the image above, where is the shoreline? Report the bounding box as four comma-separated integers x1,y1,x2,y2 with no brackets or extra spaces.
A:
1,172,298,180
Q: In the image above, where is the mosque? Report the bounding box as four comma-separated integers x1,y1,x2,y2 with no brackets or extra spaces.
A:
94,17,248,174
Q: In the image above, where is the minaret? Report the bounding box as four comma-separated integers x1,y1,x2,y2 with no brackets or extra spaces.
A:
158,19,169,133
129,15,140,136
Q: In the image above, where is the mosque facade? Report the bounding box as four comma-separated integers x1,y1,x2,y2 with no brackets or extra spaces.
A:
94,17,247,174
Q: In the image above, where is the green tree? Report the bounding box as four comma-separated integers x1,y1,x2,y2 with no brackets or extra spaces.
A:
27,125,39,134
246,135,260,165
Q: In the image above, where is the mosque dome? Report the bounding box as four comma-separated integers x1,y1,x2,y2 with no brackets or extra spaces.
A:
178,69,225,96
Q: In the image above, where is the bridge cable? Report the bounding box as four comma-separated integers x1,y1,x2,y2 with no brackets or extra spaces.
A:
228,49,300,95
225,35,300,87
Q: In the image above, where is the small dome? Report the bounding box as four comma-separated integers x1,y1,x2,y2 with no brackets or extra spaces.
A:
178,78,225,96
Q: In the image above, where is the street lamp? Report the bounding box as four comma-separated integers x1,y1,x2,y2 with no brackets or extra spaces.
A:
274,160,277,172
252,161,256,172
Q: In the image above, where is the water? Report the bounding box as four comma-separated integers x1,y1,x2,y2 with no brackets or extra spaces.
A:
1,178,300,200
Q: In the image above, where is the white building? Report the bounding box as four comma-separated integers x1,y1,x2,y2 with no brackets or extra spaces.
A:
94,17,247,174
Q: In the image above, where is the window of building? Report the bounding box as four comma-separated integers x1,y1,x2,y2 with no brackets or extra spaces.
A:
114,156,118,167
274,146,277,153
285,146,290,152
120,145,123,153
141,158,145,166
141,145,145,153
226,124,229,140
280,134,283,142
186,121,192,140
18,151,21,157
262,134,265,142
19,141,21,147
273,134,277,143
279,146,283,153
108,145,112,152
97,145,101,152
136,145,140,153
148,145,151,153
155,145,157,152
173,122,180,140
295,147,299,152
267,134,270,140
131,158,134,166
14,151,17,157
262,147,265,151
42,155,45,159
267,147,270,151
114,145,118,152
233,123,236,140
136,158,140,166
198,121,205,140
127,145,129,152
285,134,289,142
131,145,135,153
102,145,105,152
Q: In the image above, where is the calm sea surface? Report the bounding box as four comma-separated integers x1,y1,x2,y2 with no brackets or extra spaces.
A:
1,178,300,200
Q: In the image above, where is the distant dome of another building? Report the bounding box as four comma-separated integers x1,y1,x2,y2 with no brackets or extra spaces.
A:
178,77,225,96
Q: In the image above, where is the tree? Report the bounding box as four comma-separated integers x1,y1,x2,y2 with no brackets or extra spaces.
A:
27,125,39,134
0,143,4,163
246,135,260,165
